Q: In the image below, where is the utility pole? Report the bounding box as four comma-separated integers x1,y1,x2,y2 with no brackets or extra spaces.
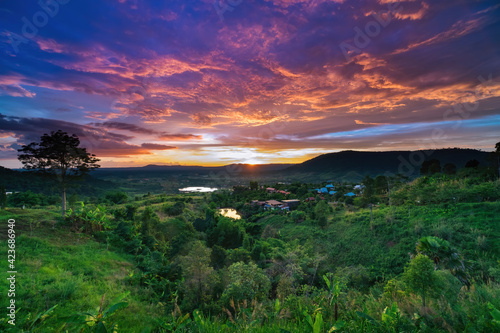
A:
387,178,392,207
370,203,373,230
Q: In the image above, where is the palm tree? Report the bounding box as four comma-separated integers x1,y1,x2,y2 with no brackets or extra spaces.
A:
416,236,469,286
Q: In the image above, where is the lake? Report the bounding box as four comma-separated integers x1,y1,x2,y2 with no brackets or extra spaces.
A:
178,186,218,193
219,208,241,220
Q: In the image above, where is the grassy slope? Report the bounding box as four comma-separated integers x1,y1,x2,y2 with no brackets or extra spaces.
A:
0,208,164,332
1,194,499,331
273,202,500,279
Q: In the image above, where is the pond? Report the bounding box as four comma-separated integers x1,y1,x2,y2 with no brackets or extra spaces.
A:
178,186,218,193
219,208,241,220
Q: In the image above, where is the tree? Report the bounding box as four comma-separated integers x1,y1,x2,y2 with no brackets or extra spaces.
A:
495,141,500,178
443,163,457,175
362,175,375,203
420,159,441,175
403,254,438,307
180,241,218,308
249,180,258,190
0,186,6,209
465,159,480,168
374,175,387,195
416,236,468,286
314,200,329,229
105,191,128,204
8,190,40,208
221,262,271,305
17,130,100,216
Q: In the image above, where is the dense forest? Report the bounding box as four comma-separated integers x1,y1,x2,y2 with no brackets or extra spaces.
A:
1,156,500,332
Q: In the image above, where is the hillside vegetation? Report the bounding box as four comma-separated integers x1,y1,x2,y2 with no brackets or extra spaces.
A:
1,172,500,332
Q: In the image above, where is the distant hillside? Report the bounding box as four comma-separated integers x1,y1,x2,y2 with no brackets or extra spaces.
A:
0,166,114,195
285,148,492,179
92,163,293,177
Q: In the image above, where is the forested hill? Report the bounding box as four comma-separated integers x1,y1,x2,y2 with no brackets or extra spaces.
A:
91,163,293,177
0,166,114,195
285,148,491,178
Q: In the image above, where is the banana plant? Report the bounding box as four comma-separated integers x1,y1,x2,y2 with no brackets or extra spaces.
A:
303,308,323,333
65,292,129,332
381,302,400,332
323,273,346,321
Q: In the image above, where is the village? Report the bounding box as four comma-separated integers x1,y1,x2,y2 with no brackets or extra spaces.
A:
247,183,365,211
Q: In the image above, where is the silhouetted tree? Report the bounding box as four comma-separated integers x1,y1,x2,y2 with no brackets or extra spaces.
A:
495,141,500,178
17,130,100,216
420,159,441,175
362,175,374,202
249,180,259,190
465,159,480,168
443,163,457,175
0,186,6,209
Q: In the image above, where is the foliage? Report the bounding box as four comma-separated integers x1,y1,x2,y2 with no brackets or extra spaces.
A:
179,241,219,309
403,254,438,307
222,262,271,305
2,171,500,332
7,190,41,208
66,202,110,233
416,236,469,286
17,130,100,215
0,185,6,209
105,191,128,204
65,292,129,332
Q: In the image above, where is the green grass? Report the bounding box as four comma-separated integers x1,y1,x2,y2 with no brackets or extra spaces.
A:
1,186,499,332
276,202,500,279
0,211,164,332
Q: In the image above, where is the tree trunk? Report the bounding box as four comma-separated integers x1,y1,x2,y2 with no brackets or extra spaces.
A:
370,204,373,230
62,187,66,217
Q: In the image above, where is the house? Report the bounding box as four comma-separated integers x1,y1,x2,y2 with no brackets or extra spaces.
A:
305,197,316,202
329,191,337,195
320,187,329,194
344,192,356,197
277,190,290,195
282,199,300,209
353,185,365,190
265,200,283,208
251,200,267,206
266,187,276,193
326,184,334,188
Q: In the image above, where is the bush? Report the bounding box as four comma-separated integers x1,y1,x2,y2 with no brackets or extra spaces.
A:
105,191,128,204
221,262,271,305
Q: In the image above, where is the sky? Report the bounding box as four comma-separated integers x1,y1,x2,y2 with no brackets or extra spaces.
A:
0,0,499,168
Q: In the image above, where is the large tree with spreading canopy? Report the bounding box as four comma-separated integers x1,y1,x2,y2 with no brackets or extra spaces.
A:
17,130,100,216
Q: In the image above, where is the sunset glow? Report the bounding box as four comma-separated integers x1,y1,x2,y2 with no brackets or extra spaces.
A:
1,0,499,167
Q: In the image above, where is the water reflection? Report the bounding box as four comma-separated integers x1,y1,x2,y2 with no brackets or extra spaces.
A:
219,208,241,220
179,187,218,193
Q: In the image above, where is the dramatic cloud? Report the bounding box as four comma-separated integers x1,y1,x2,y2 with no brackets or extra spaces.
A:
140,143,177,150
0,0,498,167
